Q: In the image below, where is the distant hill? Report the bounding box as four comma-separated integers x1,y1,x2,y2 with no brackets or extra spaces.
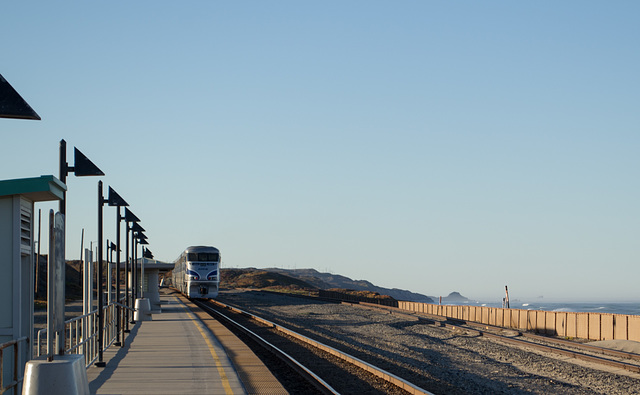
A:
222,268,316,291
263,268,434,303
34,257,84,300
429,291,469,303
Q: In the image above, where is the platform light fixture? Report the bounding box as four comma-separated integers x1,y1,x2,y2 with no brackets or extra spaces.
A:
59,140,105,216
59,140,105,316
123,208,140,328
0,73,40,120
96,181,108,367
107,241,117,302
107,187,128,346
137,237,149,299
130,222,145,307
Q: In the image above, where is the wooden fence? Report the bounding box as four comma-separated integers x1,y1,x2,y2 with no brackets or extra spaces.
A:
398,301,640,342
316,291,640,341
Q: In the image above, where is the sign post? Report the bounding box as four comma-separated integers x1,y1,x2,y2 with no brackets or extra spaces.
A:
47,211,65,360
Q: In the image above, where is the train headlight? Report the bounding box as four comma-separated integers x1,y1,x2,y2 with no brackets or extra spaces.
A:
186,270,200,281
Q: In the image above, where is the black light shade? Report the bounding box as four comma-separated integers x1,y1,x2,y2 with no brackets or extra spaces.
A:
0,74,40,120
110,242,116,250
74,148,105,176
136,232,148,241
138,239,149,245
131,222,145,233
124,208,140,222
108,187,129,207
143,248,154,259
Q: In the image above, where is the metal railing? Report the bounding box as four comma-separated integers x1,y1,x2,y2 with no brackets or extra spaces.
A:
0,336,28,394
36,300,133,368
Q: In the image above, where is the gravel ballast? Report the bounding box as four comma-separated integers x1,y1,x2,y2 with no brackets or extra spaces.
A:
217,290,640,395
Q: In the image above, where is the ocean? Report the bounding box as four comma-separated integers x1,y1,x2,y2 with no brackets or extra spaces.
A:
461,301,640,316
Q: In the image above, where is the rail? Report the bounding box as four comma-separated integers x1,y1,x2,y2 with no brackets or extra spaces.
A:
36,301,129,368
197,299,434,395
317,291,640,342
0,337,28,395
353,298,640,374
193,299,339,395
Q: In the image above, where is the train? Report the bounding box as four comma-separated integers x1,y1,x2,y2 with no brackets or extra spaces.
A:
172,245,221,299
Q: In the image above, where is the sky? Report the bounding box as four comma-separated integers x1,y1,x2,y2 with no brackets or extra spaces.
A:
2,1,639,302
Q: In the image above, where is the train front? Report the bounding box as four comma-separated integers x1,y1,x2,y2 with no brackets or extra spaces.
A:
185,249,220,298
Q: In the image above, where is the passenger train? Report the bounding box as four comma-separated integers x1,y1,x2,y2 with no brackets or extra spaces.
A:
173,246,220,299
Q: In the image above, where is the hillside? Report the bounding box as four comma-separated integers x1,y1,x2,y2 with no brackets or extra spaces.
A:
443,291,469,302
222,268,316,291
222,267,434,303
270,268,435,303
33,257,83,300
428,291,470,303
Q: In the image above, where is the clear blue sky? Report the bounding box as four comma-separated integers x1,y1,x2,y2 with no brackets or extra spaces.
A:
2,1,639,302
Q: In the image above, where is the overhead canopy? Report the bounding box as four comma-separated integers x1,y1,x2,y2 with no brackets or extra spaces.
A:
0,175,66,202
115,259,174,271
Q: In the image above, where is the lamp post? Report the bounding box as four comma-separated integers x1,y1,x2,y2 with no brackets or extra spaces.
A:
106,240,111,304
58,140,103,358
59,140,105,216
130,223,145,304
132,233,137,302
107,187,128,346
96,181,108,367
107,241,117,303
123,208,140,329
142,246,154,296
124,217,142,324
138,237,149,299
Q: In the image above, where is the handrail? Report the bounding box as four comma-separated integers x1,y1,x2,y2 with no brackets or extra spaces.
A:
36,301,130,368
0,337,27,350
113,302,136,312
0,336,28,394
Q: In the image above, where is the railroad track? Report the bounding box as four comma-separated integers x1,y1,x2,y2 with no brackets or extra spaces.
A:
206,291,640,393
348,300,640,375
192,298,433,395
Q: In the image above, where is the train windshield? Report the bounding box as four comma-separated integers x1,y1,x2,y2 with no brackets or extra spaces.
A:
187,252,219,262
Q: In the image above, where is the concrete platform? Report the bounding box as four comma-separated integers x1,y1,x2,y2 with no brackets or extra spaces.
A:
180,295,289,395
87,294,247,394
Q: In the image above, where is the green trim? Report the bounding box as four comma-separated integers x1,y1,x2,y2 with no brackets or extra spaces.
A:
0,175,66,201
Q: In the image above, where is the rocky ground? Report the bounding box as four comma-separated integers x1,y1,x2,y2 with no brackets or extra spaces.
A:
33,300,85,332
217,290,640,395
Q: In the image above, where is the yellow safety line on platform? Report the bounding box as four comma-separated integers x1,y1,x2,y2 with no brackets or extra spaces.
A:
176,297,236,395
